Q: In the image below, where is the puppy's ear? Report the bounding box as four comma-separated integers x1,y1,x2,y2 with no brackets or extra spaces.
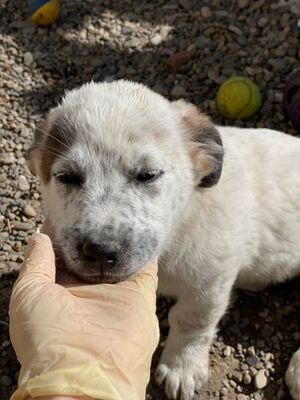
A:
173,99,223,188
26,119,50,174
27,108,64,183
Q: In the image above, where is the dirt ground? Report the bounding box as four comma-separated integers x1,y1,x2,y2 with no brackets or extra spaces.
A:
0,1,299,399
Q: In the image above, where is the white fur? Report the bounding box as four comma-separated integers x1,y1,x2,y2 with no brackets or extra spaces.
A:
36,81,300,400
158,126,300,399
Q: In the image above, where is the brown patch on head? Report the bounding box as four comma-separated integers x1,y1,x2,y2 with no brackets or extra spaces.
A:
28,117,74,184
173,99,223,188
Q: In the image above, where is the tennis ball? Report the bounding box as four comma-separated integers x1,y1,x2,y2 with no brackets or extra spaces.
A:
217,76,262,120
30,0,61,26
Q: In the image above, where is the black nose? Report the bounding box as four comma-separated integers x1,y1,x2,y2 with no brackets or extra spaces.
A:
80,240,118,268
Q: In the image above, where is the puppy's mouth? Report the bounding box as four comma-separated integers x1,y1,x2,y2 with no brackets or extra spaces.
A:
70,268,134,284
54,242,138,284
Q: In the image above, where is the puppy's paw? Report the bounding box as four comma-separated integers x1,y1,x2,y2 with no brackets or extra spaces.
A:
155,354,208,400
286,349,300,400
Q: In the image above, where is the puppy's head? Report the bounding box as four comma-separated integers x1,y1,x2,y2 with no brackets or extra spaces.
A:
29,80,223,283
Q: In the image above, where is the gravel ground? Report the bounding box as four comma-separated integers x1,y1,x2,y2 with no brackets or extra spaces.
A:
0,0,299,399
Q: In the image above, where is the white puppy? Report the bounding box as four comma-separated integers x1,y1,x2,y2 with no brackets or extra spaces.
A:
28,80,300,400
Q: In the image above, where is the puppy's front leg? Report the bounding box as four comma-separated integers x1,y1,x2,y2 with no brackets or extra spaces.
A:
155,277,234,400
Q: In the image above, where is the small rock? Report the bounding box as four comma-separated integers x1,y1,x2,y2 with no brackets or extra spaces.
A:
1,153,16,164
0,375,12,386
229,379,237,388
237,0,249,8
223,346,232,357
247,346,256,356
24,204,37,218
171,85,187,97
2,339,10,347
24,51,34,66
0,173,7,182
243,372,252,385
254,369,268,389
179,0,193,10
265,352,274,361
257,17,268,28
246,355,259,366
277,389,285,399
265,361,273,370
237,395,248,400
83,15,92,26
201,6,211,18
293,332,300,340
195,36,210,49
13,221,34,231
220,387,228,395
18,175,30,191
232,371,243,383
249,367,258,377
150,33,163,46
291,2,300,14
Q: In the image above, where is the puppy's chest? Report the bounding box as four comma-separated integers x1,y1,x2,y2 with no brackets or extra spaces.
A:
158,238,217,296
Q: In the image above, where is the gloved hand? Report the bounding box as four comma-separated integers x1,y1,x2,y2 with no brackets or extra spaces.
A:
9,233,159,400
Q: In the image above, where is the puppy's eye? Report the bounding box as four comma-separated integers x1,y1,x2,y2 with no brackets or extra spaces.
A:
55,172,83,186
135,170,164,183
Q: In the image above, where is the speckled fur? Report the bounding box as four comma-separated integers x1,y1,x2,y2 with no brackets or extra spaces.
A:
29,80,300,400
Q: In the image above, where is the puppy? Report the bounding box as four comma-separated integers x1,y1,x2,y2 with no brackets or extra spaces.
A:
28,80,300,400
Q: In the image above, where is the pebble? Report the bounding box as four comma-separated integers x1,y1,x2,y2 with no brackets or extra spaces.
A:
150,33,163,46
258,17,268,28
18,175,30,191
201,6,211,18
223,346,232,357
265,353,274,361
23,204,37,218
229,379,237,388
232,371,243,383
1,154,16,164
249,367,258,377
220,387,228,395
13,221,34,231
243,372,252,385
24,52,33,66
238,0,249,8
247,346,256,356
171,85,187,97
0,375,12,386
246,355,259,366
237,395,248,400
254,369,268,389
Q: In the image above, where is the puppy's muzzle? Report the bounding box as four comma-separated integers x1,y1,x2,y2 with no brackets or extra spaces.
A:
78,239,119,269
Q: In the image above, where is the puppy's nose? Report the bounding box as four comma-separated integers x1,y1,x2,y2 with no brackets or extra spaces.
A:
80,240,118,267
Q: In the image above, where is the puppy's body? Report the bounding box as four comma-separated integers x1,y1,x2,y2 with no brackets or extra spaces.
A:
161,126,300,294
156,127,300,400
29,81,300,400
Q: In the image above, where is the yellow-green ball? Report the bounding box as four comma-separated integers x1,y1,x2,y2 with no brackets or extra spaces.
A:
217,76,262,120
31,0,61,26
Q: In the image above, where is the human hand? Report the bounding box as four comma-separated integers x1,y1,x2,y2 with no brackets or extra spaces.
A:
9,233,159,400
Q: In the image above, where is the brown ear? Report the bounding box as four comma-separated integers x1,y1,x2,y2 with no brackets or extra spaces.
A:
27,109,70,184
173,100,223,188
26,119,50,175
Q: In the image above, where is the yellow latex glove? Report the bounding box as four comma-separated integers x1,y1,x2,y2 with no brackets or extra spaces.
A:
9,233,159,400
